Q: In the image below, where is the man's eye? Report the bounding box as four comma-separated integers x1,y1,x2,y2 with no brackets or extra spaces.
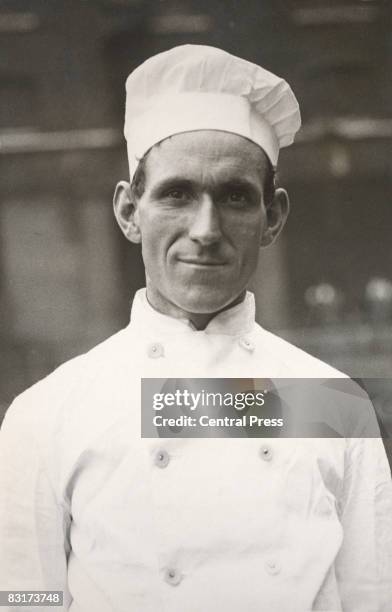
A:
226,191,248,204
166,189,187,199
229,191,244,201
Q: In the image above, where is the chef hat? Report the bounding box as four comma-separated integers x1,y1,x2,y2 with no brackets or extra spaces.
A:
124,44,301,182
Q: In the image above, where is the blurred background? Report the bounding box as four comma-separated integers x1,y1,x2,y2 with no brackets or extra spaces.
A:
0,0,391,428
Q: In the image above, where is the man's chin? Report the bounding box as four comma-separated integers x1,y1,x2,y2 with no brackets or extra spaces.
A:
174,289,244,315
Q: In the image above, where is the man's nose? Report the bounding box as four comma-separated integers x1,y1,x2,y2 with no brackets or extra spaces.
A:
188,195,222,245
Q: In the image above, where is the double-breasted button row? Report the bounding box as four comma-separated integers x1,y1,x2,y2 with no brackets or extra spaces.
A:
148,338,256,357
155,445,279,588
163,561,279,587
155,447,273,468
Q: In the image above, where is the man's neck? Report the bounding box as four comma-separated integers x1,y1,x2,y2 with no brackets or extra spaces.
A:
145,287,247,331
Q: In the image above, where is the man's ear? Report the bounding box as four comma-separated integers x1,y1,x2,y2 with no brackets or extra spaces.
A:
113,180,141,244
260,187,290,247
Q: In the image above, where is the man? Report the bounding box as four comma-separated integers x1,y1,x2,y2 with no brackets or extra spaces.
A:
0,45,391,612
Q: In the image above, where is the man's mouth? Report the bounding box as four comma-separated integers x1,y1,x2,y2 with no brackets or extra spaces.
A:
178,257,227,267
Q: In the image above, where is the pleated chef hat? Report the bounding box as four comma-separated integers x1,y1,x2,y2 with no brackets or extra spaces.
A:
124,44,301,182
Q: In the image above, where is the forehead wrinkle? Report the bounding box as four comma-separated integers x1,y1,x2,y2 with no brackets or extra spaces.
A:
159,135,264,166
147,148,265,193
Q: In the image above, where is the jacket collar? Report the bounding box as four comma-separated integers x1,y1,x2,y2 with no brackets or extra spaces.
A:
129,288,256,336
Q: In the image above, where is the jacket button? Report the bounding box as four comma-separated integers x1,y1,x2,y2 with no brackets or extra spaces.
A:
164,567,182,586
238,337,255,352
154,449,170,468
147,343,164,358
265,559,281,575
260,445,273,461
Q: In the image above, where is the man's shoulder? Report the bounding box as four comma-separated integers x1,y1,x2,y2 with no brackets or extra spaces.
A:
253,324,347,378
4,326,131,424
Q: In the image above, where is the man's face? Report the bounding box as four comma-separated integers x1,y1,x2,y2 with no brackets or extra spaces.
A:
125,131,279,316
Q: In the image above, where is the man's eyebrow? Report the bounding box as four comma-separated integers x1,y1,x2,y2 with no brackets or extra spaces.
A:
150,176,261,197
150,177,195,197
217,178,262,200
219,178,260,192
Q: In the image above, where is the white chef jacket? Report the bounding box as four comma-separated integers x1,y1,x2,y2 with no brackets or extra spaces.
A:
0,289,391,612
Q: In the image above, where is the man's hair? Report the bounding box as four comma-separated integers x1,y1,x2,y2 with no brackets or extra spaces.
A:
130,142,276,206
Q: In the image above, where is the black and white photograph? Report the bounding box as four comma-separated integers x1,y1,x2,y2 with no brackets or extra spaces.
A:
0,1,391,610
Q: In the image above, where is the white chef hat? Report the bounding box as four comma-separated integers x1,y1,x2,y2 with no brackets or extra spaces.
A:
124,44,301,182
